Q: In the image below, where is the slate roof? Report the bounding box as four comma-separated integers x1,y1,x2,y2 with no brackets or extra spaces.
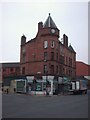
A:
68,45,75,52
43,13,57,28
2,62,20,68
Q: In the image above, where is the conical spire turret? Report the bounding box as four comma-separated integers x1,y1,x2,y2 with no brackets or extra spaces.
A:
43,13,57,28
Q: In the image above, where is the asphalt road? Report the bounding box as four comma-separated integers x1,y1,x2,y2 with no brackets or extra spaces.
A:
2,93,88,118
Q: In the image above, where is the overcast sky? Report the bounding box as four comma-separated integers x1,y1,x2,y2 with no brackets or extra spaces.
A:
0,0,89,64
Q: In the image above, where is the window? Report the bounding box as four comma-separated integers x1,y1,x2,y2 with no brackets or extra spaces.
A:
44,41,48,48
3,68,6,72
66,56,68,65
51,52,54,60
56,66,58,74
15,67,20,75
22,53,26,63
60,46,63,53
69,57,70,66
69,70,71,76
51,65,54,74
71,58,72,67
44,52,47,61
44,65,47,74
74,55,76,61
22,67,25,74
56,52,58,61
60,55,64,64
10,68,13,72
60,45,63,54
71,70,72,77
15,67,20,72
51,41,54,48
63,68,65,75
59,65,63,75
66,69,68,76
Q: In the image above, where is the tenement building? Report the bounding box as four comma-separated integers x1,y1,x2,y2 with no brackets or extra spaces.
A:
20,14,76,94
1,62,20,92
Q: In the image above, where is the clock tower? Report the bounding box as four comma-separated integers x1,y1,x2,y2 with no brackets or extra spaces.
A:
36,13,60,75
37,13,59,38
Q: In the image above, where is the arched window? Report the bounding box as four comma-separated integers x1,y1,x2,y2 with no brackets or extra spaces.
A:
51,41,54,48
44,40,48,48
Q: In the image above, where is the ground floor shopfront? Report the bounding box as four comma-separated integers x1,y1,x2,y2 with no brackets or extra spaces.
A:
2,75,71,95
16,75,71,96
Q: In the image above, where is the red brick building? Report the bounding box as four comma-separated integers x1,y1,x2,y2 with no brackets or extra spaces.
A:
76,61,90,77
76,61,90,89
20,14,76,80
1,62,20,89
2,62,20,78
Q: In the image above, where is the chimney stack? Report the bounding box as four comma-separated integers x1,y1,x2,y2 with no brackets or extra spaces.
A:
63,34,68,47
21,34,26,46
38,22,43,31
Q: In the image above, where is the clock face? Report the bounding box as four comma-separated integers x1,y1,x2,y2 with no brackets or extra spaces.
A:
51,29,55,33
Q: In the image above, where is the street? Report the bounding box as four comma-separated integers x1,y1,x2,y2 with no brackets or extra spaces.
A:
2,93,88,118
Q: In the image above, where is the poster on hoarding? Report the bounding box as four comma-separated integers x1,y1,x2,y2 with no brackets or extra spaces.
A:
27,76,34,83
48,76,54,80
71,82,75,90
36,83,42,91
76,81,79,90
16,80,26,93
58,77,63,84
80,80,87,90
63,77,68,83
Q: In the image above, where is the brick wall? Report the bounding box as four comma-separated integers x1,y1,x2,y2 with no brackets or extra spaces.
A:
20,22,76,79
76,61,90,76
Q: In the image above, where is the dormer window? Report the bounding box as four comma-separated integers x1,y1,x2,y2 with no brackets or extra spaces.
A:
44,40,48,48
51,41,54,48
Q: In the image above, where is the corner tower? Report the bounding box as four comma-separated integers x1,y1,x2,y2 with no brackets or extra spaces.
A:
36,14,60,75
37,13,59,38
44,13,57,28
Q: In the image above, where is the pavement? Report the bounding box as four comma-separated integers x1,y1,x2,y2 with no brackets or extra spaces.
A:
2,93,88,118
0,91,2,120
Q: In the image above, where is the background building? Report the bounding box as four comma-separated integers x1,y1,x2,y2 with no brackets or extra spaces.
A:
1,62,20,92
2,62,20,78
76,61,90,77
76,61,90,89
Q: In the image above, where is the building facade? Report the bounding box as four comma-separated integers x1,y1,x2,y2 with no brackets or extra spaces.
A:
20,14,76,81
76,61,90,89
76,61,90,77
2,62,20,78
0,62,20,92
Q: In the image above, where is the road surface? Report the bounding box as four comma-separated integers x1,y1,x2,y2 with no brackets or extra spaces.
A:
2,93,88,118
